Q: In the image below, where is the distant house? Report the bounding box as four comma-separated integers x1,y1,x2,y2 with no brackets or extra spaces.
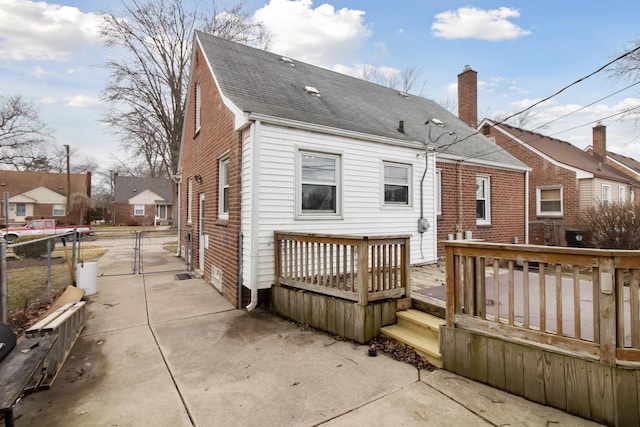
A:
113,176,173,226
0,170,92,225
584,125,640,201
176,32,527,309
477,120,640,246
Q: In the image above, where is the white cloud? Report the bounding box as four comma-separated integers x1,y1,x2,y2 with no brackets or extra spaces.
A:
253,0,372,67
31,65,46,79
432,7,531,41
0,0,103,61
64,95,102,109
373,41,389,59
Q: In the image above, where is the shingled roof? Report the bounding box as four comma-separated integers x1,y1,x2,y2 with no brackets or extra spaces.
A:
113,176,173,203
486,121,639,184
195,31,526,170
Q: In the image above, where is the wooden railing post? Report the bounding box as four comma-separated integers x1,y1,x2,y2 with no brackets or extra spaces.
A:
445,244,455,327
402,236,411,299
598,256,617,366
274,232,281,284
357,237,369,306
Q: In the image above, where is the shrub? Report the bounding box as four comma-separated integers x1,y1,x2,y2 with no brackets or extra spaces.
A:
579,201,640,249
12,236,55,258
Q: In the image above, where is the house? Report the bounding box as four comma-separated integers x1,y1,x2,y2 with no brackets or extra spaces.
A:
475,119,640,246
584,126,640,201
0,170,91,225
113,175,173,226
177,32,528,309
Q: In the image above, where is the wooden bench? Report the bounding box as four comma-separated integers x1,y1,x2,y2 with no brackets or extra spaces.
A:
0,335,58,427
25,301,86,387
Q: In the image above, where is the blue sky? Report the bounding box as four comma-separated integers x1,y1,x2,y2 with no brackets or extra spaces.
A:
1,0,639,172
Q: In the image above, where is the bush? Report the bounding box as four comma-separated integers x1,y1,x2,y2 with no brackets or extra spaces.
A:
579,201,640,249
12,236,56,258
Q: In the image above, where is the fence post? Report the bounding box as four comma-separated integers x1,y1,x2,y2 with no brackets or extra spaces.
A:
356,237,369,306
47,239,52,296
0,238,6,323
402,236,411,299
598,256,617,366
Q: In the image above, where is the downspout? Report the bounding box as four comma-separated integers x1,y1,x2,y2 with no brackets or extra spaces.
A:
525,170,530,244
246,120,261,311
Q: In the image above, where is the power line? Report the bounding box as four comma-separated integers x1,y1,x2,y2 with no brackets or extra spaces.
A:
437,43,640,155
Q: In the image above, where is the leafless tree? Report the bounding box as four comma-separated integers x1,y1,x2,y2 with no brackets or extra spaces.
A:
0,94,53,169
608,40,640,129
399,65,425,95
99,0,271,179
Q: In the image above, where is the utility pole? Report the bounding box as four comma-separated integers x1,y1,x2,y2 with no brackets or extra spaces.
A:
64,144,70,225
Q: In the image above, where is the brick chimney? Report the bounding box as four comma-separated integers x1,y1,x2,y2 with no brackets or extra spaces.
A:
458,65,477,129
592,123,607,162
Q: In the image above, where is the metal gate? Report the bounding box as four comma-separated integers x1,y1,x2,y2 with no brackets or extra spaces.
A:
90,229,188,276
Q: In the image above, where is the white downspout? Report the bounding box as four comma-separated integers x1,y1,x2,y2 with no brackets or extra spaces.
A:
246,120,261,311
525,170,530,244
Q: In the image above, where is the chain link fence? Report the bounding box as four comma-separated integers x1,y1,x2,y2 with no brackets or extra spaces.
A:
1,228,188,331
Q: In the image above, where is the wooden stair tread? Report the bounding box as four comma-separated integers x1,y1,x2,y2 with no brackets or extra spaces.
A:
380,324,441,359
397,309,445,332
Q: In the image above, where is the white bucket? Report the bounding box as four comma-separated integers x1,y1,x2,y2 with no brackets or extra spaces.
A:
76,262,97,296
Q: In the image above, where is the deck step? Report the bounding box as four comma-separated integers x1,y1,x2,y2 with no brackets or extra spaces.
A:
397,309,446,334
380,309,445,368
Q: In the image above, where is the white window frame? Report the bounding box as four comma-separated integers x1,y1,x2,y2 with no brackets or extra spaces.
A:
436,169,442,216
536,186,563,217
195,81,202,133
602,184,611,207
297,149,342,218
219,157,230,219
382,161,411,206
134,204,145,216
187,177,193,224
476,175,491,225
52,204,65,217
619,186,626,203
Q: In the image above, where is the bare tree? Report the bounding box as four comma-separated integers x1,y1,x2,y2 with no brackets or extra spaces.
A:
399,65,425,95
0,94,53,168
99,0,271,179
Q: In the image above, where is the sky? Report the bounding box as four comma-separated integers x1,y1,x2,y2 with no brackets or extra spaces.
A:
1,0,640,174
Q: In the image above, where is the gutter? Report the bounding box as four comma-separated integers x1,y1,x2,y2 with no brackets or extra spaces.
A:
245,120,261,311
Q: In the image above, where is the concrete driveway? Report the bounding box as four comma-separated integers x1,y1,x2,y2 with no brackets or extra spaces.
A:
13,271,601,426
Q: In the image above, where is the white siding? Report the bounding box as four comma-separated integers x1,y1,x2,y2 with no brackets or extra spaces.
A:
242,122,436,290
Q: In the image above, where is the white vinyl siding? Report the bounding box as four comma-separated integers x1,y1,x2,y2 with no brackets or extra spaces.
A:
241,123,437,292
435,170,442,216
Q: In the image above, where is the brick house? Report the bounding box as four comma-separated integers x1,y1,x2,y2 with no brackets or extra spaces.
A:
584,127,640,201
177,32,527,309
476,120,639,246
113,175,173,226
0,170,91,225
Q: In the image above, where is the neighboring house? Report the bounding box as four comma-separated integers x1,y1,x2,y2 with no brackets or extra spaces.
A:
0,170,91,225
584,125,640,201
177,32,528,308
113,175,173,226
477,119,640,246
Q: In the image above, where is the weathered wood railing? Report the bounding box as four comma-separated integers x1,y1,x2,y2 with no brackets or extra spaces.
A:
274,232,411,305
444,241,640,365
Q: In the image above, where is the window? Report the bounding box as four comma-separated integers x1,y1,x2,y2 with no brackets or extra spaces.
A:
134,204,145,216
187,177,193,223
52,204,65,216
299,151,340,215
219,158,230,219
383,162,410,205
195,81,202,132
602,185,611,207
619,186,626,203
436,170,442,216
476,176,490,225
536,187,563,216
16,203,25,217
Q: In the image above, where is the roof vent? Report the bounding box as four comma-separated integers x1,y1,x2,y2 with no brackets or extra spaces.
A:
281,56,295,66
304,86,320,96
398,92,409,99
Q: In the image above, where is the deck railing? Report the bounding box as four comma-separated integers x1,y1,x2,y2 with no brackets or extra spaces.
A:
444,241,640,366
274,232,411,305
